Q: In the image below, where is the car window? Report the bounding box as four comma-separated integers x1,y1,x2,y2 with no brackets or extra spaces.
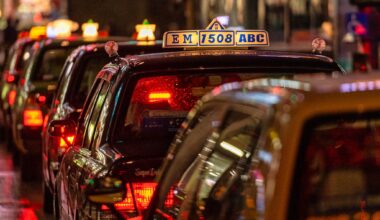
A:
155,107,262,219
176,114,260,219
67,55,108,108
31,47,74,82
82,81,110,150
91,85,112,153
16,43,34,71
290,114,380,220
53,61,74,108
78,80,108,148
3,45,16,71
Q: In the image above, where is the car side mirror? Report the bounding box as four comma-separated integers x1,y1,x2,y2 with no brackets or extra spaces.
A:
48,119,76,137
86,176,126,204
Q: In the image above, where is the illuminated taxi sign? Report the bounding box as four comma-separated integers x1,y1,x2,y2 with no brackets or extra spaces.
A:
163,18,269,48
29,26,46,39
82,19,99,38
135,19,156,41
47,19,79,38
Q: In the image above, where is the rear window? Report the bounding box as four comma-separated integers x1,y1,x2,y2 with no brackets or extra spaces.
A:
63,46,174,108
114,73,256,157
292,114,380,220
31,47,74,82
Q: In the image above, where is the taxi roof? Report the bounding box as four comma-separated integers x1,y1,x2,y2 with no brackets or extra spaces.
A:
34,36,130,50
208,73,380,117
127,50,342,73
67,40,164,62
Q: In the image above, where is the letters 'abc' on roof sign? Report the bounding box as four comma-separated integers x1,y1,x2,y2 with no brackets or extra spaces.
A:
163,18,270,48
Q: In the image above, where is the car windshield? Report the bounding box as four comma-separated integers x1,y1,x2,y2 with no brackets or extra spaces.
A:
292,114,380,219
31,47,74,82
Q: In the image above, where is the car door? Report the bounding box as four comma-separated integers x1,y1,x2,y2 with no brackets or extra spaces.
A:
153,104,264,219
58,79,109,219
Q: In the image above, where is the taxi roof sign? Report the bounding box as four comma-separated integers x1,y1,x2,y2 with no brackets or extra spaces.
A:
163,18,269,48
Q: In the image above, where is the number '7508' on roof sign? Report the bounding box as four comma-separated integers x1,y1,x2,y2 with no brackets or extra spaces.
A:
163,18,270,48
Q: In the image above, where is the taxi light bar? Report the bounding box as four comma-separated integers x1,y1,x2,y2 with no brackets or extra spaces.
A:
29,26,46,39
148,92,171,102
23,109,43,127
102,182,174,211
82,20,99,38
135,19,156,41
47,19,78,38
59,136,75,148
163,18,269,48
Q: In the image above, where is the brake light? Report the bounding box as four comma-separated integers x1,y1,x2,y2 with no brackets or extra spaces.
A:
23,110,43,127
6,74,15,83
101,182,174,211
37,95,46,104
59,136,74,148
148,92,171,103
8,90,16,106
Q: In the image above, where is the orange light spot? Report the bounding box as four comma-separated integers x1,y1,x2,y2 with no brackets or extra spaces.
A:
23,110,43,127
59,136,74,148
148,92,171,102
8,90,17,106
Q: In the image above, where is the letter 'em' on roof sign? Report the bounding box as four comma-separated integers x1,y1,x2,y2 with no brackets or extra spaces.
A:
163,18,270,48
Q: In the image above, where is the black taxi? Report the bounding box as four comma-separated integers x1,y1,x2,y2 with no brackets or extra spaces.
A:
145,74,380,220
41,40,176,213
52,19,344,219
0,37,36,149
10,35,128,180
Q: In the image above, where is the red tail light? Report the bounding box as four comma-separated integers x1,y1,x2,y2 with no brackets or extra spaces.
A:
37,95,46,104
6,74,15,83
102,182,174,211
23,109,43,127
8,90,17,106
148,92,171,103
59,135,74,148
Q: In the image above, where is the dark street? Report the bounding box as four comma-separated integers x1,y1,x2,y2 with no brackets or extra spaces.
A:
0,144,52,220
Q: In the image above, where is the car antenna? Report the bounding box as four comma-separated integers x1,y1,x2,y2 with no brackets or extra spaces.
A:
105,41,121,63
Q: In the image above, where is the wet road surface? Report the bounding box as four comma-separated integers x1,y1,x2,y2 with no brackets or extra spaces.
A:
0,144,53,220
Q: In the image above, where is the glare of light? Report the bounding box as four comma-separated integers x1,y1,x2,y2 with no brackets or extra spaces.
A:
23,52,30,61
82,21,99,38
340,80,380,93
220,141,244,157
216,16,230,26
233,92,280,105
46,19,78,38
258,150,272,164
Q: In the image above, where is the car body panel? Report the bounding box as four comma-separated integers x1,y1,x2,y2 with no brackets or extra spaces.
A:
145,74,380,220
57,49,345,219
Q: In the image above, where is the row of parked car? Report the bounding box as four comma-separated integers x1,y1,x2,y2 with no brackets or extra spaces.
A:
0,19,378,220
